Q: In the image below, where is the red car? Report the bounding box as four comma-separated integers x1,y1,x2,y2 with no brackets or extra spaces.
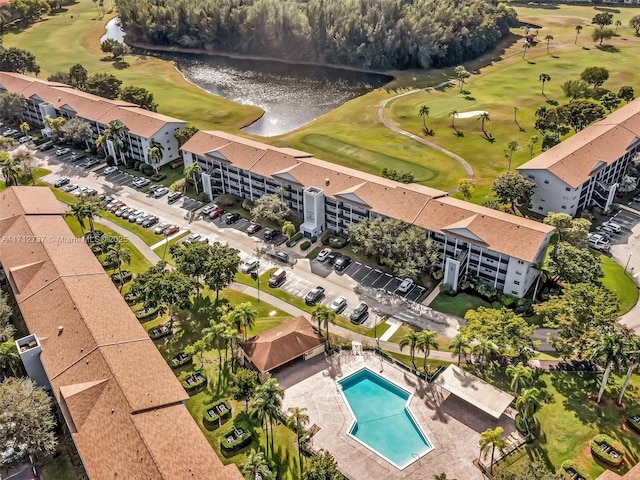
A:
110,202,126,213
209,208,225,220
162,225,180,236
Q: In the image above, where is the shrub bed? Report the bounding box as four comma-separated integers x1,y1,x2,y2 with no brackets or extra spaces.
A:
181,372,206,392
203,400,232,429
626,411,640,435
321,231,348,248
561,460,589,480
111,270,132,284
590,434,624,467
300,240,311,251
148,324,171,340
135,305,160,320
151,173,167,182
170,160,183,169
220,420,252,453
124,292,140,303
170,351,192,368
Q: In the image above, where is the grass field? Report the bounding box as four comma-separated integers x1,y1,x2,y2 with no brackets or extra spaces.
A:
1,5,262,131
600,255,639,315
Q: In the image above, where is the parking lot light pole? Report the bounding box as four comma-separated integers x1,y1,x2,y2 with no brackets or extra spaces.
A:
251,270,260,303
162,232,169,261
625,253,633,274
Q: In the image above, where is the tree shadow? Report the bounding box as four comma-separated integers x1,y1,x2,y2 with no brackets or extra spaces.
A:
550,55,560,59
454,130,464,138
527,61,536,65
482,132,496,143
464,95,476,101
582,46,591,51
100,55,114,62
596,44,621,53
546,99,559,106
112,60,130,69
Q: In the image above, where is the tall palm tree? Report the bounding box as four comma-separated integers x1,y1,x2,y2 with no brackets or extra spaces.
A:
184,162,202,195
10,147,36,185
0,152,21,186
477,112,490,133
532,261,552,301
516,387,541,433
513,105,519,124
399,329,420,369
539,73,551,95
449,333,470,366
231,302,258,341
522,41,530,59
0,339,21,377
311,304,335,346
575,25,583,44
450,110,458,129
479,426,508,474
66,201,88,235
96,120,128,164
241,449,272,480
415,330,439,372
618,334,640,405
472,337,496,373
19,122,30,135
591,329,627,403
418,105,430,129
505,362,533,394
251,395,272,458
202,321,227,373
107,242,132,292
82,200,101,233
254,379,284,455
544,34,554,53
147,139,164,175
287,406,310,475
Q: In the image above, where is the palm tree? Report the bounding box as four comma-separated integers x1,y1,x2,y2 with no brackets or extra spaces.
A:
472,337,496,373
505,362,533,394
66,201,88,235
82,200,101,232
449,333,470,366
479,426,508,474
251,395,272,457
477,112,490,133
505,140,519,172
223,324,242,370
282,220,296,240
615,20,622,35
618,335,640,405
19,122,30,135
241,449,272,480
539,73,551,95
202,321,227,374
255,379,284,454
0,339,21,377
591,329,627,403
450,110,458,129
107,241,132,292
544,34,554,53
9,147,36,185
184,162,202,195
418,105,430,129
522,41,530,59
399,329,420,369
147,140,164,175
516,387,541,433
0,152,21,186
287,406,310,475
532,261,552,301
96,120,128,164
311,304,335,346
231,302,258,341
575,25,583,44
513,105,519,124
415,330,439,372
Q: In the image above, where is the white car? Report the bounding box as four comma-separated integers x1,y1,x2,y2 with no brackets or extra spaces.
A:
239,259,260,273
154,222,170,235
17,135,31,144
103,166,119,175
73,186,89,197
63,183,79,192
398,278,414,293
330,296,347,313
316,248,332,262
602,221,621,233
55,148,70,156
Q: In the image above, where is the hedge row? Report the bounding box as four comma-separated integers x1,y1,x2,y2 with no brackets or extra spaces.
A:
590,434,624,467
560,460,589,480
626,412,640,435
181,372,206,392
290,232,303,242
149,325,171,340
220,420,252,453
203,400,232,429
135,305,160,320
300,240,311,251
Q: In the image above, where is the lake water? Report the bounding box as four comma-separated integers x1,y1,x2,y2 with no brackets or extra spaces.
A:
103,18,391,136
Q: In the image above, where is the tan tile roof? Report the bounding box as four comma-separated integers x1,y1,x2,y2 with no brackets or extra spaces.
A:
596,462,640,480
183,131,552,261
519,98,640,188
240,316,325,372
97,106,184,138
0,187,241,480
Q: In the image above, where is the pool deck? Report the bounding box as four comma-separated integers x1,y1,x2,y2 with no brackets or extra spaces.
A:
279,352,520,480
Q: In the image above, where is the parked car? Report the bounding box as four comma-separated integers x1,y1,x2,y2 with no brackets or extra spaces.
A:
183,233,202,245
148,184,162,194
326,251,340,265
109,202,126,213
73,186,89,197
305,286,325,305
270,250,289,263
153,187,169,198
268,268,286,287
602,221,622,233
126,210,142,222
133,177,151,189
103,166,119,175
209,208,225,220
115,206,133,218
39,142,54,151
224,212,241,225
142,216,159,228
162,225,180,236
239,259,260,274
17,135,31,144
63,183,79,192
334,255,352,271
350,303,369,324
202,204,219,215
83,188,98,197
398,278,414,293
55,148,70,156
81,158,100,169
136,213,152,225
54,177,70,188
154,222,170,235
316,248,332,262
167,191,182,204
330,296,347,313
263,228,280,241
246,223,262,235
70,152,85,162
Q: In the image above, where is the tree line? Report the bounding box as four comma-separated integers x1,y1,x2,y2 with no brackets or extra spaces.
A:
116,0,517,70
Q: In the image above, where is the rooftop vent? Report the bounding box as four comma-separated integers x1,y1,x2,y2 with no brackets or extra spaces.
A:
325,178,330,186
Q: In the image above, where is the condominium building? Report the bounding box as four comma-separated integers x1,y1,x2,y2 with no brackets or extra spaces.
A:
0,187,243,480
181,131,554,298
0,72,185,166
518,98,640,217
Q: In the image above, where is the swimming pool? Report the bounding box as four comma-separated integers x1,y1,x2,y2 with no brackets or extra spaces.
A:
337,368,433,469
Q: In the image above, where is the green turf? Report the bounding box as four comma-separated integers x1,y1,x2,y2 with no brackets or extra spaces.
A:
99,210,162,246
2,6,262,131
600,255,639,315
428,291,492,319
151,231,190,264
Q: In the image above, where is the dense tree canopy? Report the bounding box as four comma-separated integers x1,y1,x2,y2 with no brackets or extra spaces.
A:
491,172,536,214
0,46,39,74
120,85,158,111
548,241,602,285
116,0,517,70
543,212,590,248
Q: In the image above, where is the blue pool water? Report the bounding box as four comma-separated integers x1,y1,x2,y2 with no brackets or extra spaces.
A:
338,368,433,469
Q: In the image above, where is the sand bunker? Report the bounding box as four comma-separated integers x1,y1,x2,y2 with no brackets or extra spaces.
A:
453,110,488,119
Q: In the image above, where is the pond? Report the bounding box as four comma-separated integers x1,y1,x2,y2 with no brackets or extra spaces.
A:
103,18,392,136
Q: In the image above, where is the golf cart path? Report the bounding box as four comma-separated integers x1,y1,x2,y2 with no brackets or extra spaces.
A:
376,81,475,183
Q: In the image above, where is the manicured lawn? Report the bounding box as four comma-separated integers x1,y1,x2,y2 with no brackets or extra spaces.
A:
428,291,491,319
387,323,453,353
386,351,452,372
151,231,190,264
2,5,262,131
99,210,163,246
600,255,638,315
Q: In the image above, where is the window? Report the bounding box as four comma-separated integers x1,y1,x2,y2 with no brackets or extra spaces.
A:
511,291,519,295
527,175,535,180
540,198,545,202
516,271,522,275
561,205,566,209
538,206,543,211
565,187,571,192
514,281,520,285
544,180,549,184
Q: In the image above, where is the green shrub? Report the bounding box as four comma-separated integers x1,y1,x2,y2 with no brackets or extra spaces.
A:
217,194,236,207
516,298,534,316
625,412,640,434
310,235,317,242
149,324,171,340
180,371,206,392
133,161,142,171
141,163,154,176
203,400,232,429
590,434,624,467
123,291,140,303
111,270,132,284
499,294,516,308
105,155,115,166
561,460,590,480
241,199,254,211
135,305,160,320
433,270,444,281
220,420,252,453
439,284,456,296
300,240,311,251
291,232,303,242
151,173,167,182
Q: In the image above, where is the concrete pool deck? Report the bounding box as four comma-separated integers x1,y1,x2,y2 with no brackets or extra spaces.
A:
279,352,520,480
